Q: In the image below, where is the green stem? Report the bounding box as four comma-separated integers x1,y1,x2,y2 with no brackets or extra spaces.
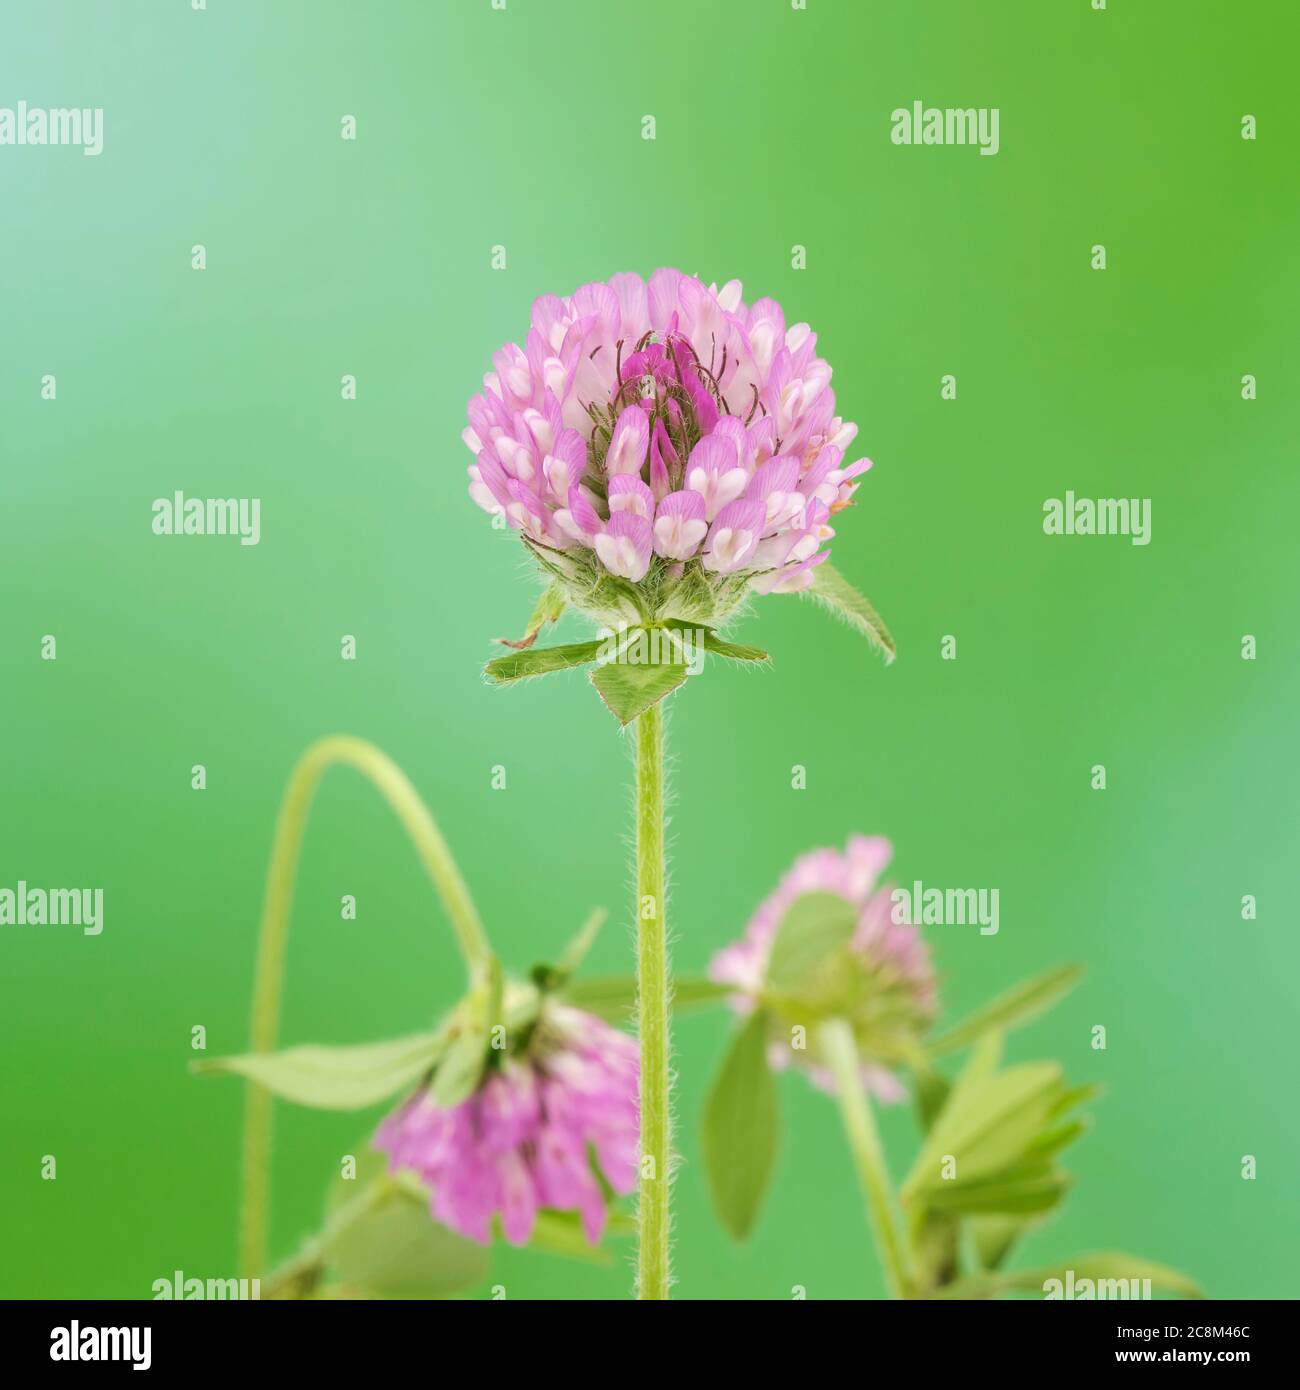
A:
819,1018,912,1299
635,702,670,1300
239,735,489,1280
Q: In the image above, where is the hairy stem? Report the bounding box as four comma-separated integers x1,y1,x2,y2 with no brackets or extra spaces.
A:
819,1017,912,1299
635,702,670,1300
239,735,489,1280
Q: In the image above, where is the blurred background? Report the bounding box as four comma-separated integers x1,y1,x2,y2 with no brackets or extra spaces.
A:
1,0,1297,1299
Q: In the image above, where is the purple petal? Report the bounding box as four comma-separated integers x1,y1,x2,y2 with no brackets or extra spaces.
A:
608,473,654,519
606,404,650,476
594,510,653,580
652,489,708,560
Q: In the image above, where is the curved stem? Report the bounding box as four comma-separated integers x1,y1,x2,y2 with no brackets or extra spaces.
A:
819,1018,913,1299
239,735,489,1279
635,702,670,1300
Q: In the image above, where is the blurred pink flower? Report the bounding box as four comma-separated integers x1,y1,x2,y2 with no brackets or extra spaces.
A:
465,270,870,607
709,836,937,1102
375,1005,638,1247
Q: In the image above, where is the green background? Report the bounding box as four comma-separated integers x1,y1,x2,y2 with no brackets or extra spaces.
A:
2,0,1296,1299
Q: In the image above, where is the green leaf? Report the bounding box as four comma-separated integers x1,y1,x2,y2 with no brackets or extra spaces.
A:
906,1057,1066,1198
913,1064,952,1133
533,908,607,992
970,1215,1029,1272
764,891,858,993
1034,1253,1204,1300
921,1163,1072,1216
927,964,1086,1057
327,1187,489,1298
1050,1082,1103,1121
802,560,896,662
933,1252,1204,1301
701,630,770,663
430,1028,488,1107
672,977,735,1010
558,975,636,1021
193,1032,445,1110
484,639,603,685
523,1208,636,1264
325,1144,389,1218
904,1030,1100,1225
656,618,768,663
912,1211,962,1291
497,580,567,649
559,974,731,1022
1027,1117,1090,1160
590,658,689,725
906,1033,1045,1197
701,1009,780,1241
557,907,605,977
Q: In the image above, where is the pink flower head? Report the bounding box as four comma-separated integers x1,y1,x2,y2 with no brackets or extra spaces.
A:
465,270,871,622
375,1004,638,1247
709,836,937,1102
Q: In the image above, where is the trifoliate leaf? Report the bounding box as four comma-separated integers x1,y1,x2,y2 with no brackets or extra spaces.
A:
590,658,689,725
906,1055,1066,1199
484,639,603,684
802,560,896,662
927,963,1086,1056
193,1032,447,1110
701,1009,780,1242
904,1031,1097,1224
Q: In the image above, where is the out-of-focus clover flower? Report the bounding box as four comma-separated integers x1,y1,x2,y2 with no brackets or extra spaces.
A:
376,1003,639,1246
466,269,871,623
709,835,937,1101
